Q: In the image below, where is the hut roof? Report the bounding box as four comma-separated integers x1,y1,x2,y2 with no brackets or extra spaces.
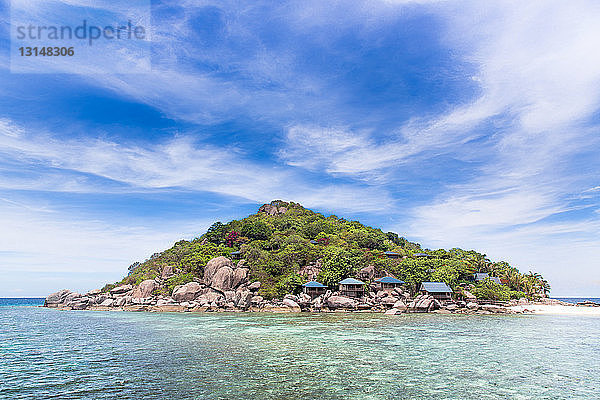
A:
303,281,326,288
420,282,453,293
474,273,489,281
375,276,405,284
230,251,241,255
339,278,365,285
489,277,502,284
413,253,430,257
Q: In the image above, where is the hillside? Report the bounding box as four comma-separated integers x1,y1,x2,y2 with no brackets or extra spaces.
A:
104,200,550,301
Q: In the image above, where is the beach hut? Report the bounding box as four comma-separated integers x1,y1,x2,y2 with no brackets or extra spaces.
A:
374,276,405,292
413,253,431,258
489,277,502,285
474,273,489,282
383,251,402,259
419,282,453,301
230,250,242,260
302,281,327,298
339,278,366,298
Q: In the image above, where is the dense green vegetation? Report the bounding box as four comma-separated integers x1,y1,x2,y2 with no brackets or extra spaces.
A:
108,201,550,300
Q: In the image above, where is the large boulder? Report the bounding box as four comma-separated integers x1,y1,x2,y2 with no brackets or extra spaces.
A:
204,256,234,285
463,290,477,300
258,202,288,216
172,282,203,302
393,300,407,311
248,281,261,291
63,292,82,306
231,268,249,289
326,296,357,310
283,298,301,312
408,294,437,312
132,280,156,299
100,298,114,307
236,290,253,309
44,289,72,307
110,285,133,295
381,296,398,307
211,266,235,291
197,289,224,306
251,295,264,305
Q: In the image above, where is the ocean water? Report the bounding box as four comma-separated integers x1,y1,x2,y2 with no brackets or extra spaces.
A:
554,297,600,304
1,306,599,399
0,298,44,307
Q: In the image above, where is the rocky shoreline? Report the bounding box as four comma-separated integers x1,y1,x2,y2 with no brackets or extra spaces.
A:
43,256,567,315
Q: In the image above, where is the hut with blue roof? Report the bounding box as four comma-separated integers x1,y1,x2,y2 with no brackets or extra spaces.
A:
419,282,453,301
339,278,366,298
383,251,402,259
302,281,327,298
374,276,405,292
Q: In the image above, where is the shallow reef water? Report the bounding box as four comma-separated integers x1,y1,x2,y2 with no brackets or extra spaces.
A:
1,305,599,399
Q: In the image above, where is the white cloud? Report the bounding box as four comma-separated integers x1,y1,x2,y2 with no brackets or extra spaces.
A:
0,119,394,213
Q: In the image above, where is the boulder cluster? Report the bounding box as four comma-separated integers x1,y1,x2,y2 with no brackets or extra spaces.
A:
44,255,524,315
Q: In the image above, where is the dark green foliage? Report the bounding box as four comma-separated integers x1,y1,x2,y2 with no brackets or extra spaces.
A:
241,220,272,240
471,279,526,301
318,247,365,286
205,222,227,244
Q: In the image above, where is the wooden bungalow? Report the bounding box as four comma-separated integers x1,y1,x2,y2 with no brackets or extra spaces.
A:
374,276,405,292
413,253,431,258
383,251,402,259
302,281,327,298
419,282,453,301
473,272,489,282
339,278,366,298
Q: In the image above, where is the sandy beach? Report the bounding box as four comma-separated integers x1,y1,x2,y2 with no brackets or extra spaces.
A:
510,304,600,316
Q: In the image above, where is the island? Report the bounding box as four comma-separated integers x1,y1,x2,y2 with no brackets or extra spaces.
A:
44,200,564,314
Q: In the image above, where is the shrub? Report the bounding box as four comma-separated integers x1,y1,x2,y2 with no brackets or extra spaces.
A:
241,220,272,240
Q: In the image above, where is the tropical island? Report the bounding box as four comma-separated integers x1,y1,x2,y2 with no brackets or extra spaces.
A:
45,200,560,314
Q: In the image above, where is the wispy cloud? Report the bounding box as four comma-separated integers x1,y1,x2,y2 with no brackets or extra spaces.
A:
0,119,394,213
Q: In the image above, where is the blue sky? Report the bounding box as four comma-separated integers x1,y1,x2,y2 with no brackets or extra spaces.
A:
1,0,599,297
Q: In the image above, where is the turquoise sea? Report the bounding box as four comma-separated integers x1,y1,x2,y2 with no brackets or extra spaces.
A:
1,300,599,399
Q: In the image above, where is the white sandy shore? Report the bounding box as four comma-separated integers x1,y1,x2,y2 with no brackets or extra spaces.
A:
509,304,600,316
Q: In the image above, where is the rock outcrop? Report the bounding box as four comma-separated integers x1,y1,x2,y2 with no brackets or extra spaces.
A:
204,256,234,286
132,280,156,298
326,295,357,310
43,255,524,315
258,201,288,216
172,282,203,302
44,289,72,307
